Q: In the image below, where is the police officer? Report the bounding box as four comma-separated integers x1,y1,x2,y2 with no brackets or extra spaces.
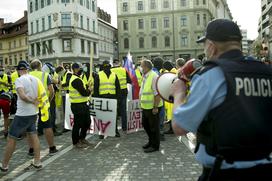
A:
170,19,272,180
93,60,121,139
140,59,163,153
69,62,92,148
111,59,131,131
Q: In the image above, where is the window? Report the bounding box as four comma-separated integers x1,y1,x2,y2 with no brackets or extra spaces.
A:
138,1,143,11
62,0,70,3
31,22,34,34
87,18,90,31
9,42,11,49
35,0,38,11
203,14,207,27
92,0,95,12
14,55,17,65
19,39,22,47
124,38,129,49
47,0,51,5
152,36,157,48
165,36,170,47
86,0,90,9
42,18,45,31
20,53,23,61
180,16,187,26
81,39,85,53
87,41,91,53
123,20,128,30
80,15,83,28
48,15,52,29
80,0,83,5
42,41,46,55
139,37,144,48
30,2,33,13
181,35,188,46
123,2,128,12
197,14,200,25
203,0,206,5
63,39,71,52
180,0,186,6
138,19,144,29
36,20,39,33
163,0,169,8
164,17,169,28
9,56,12,65
93,42,97,55
196,0,199,5
92,20,95,32
25,37,27,45
151,18,157,29
41,0,44,8
0,43,2,50
36,42,41,56
150,0,156,9
14,40,16,48
48,40,53,54
61,13,71,26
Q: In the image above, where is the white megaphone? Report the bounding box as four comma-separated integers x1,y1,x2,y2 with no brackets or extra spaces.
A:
156,59,202,103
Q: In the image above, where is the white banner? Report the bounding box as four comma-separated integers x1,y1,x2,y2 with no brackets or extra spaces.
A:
65,94,117,137
126,100,143,134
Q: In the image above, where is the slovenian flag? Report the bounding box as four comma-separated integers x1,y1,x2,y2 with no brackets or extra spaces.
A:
123,52,140,100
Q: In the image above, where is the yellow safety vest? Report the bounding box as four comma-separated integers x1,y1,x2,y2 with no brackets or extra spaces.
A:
0,74,9,92
11,71,19,94
98,71,116,95
69,75,89,103
61,71,71,91
37,78,50,122
111,67,127,90
30,70,49,96
135,69,142,87
140,71,163,109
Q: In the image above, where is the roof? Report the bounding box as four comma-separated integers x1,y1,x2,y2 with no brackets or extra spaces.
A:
0,16,28,39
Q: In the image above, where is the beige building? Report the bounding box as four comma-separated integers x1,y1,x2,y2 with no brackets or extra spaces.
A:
117,0,232,62
0,11,28,69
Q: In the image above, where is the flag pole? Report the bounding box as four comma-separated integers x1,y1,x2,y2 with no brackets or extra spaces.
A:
88,43,94,87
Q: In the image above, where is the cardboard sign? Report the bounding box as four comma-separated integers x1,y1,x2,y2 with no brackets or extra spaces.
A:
126,100,143,134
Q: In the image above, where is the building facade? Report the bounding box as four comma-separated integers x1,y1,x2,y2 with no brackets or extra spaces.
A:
0,11,28,68
258,0,272,59
97,8,118,62
117,0,232,62
241,29,249,55
27,0,99,65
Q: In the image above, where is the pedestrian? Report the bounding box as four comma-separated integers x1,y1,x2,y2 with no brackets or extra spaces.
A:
29,59,58,156
0,66,11,94
0,91,13,138
111,59,132,132
69,62,92,148
93,60,121,139
140,59,163,153
170,19,272,180
1,61,43,173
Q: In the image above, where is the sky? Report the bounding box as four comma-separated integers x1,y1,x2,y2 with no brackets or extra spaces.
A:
0,0,260,40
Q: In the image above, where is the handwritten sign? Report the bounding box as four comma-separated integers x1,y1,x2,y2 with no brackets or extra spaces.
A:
65,95,117,136
126,100,143,134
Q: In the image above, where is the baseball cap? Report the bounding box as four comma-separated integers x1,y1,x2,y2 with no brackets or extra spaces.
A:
72,62,81,69
196,19,242,43
17,61,30,70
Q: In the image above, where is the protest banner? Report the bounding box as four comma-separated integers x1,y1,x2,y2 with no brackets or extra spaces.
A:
64,94,117,136
126,99,143,134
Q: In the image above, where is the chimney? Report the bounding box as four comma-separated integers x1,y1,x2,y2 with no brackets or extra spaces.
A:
0,18,4,28
24,10,27,17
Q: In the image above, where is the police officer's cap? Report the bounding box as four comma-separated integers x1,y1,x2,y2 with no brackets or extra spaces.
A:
72,62,81,69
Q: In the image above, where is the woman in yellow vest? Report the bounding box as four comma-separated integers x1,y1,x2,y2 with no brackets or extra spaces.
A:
140,59,163,153
69,63,92,148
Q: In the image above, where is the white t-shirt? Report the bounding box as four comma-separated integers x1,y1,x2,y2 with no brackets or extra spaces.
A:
15,74,39,116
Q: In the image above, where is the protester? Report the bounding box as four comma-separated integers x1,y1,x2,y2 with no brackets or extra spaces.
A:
69,62,92,148
1,61,43,173
170,19,272,180
111,59,132,131
0,91,13,138
140,59,163,153
93,60,121,139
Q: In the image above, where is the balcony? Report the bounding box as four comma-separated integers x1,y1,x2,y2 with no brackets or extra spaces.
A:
56,26,76,38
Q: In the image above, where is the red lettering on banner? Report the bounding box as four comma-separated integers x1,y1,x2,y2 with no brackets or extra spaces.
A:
93,117,111,133
69,114,74,127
